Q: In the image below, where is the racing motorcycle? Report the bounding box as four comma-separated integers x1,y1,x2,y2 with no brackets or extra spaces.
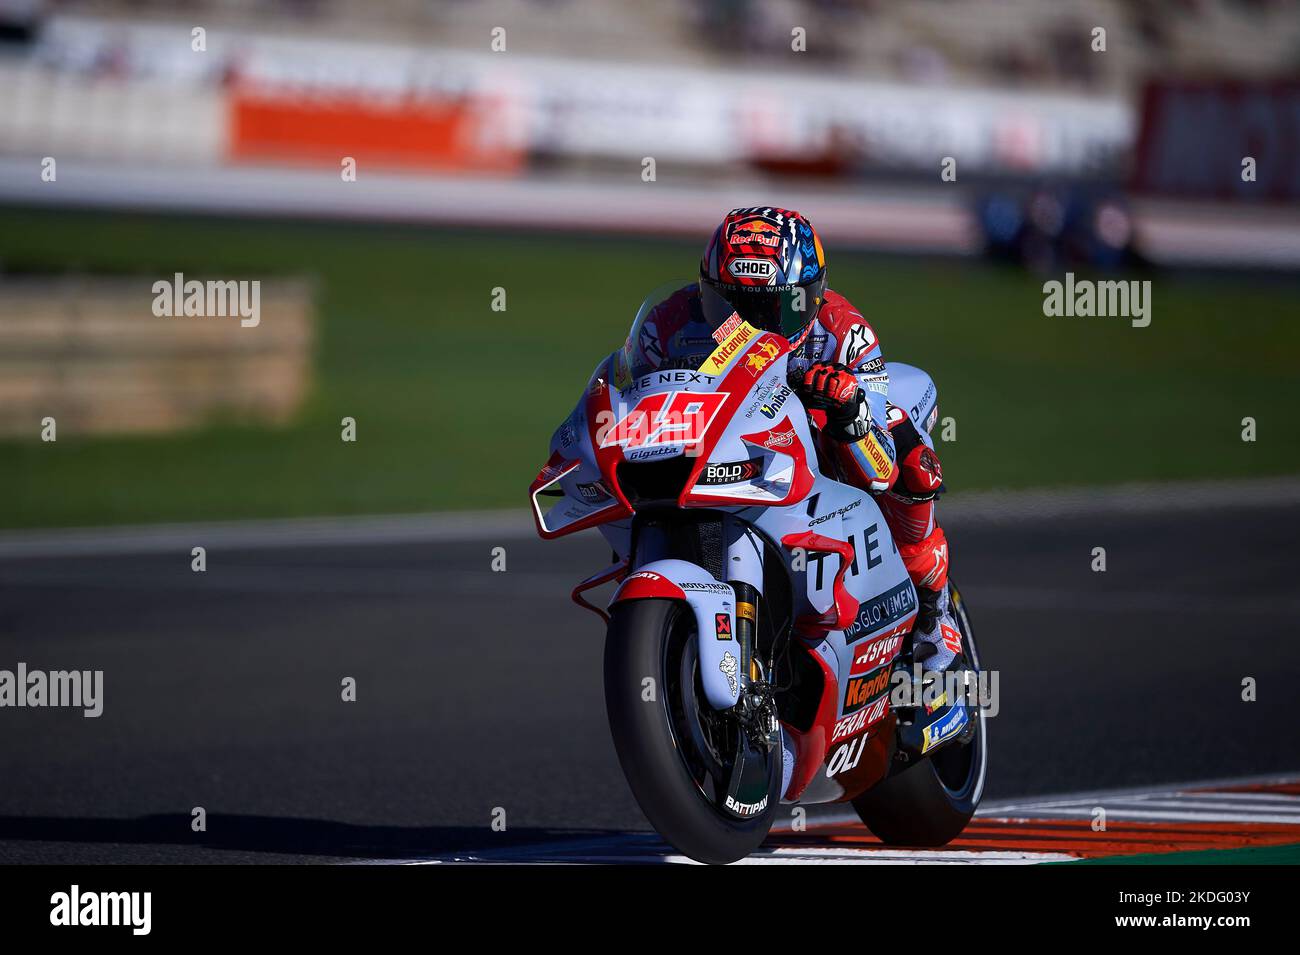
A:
529,281,986,864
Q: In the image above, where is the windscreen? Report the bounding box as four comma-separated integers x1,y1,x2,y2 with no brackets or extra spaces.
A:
620,280,742,379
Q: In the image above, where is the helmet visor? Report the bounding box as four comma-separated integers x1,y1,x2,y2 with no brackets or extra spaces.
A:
701,280,821,341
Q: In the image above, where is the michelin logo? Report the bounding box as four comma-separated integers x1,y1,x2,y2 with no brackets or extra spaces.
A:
921,705,969,753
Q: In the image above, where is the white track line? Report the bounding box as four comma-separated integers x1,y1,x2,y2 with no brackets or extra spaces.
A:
2,476,1298,558
0,509,536,558
783,772,1300,832
377,773,1300,865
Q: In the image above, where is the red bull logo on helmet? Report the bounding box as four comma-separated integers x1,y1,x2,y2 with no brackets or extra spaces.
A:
728,217,783,248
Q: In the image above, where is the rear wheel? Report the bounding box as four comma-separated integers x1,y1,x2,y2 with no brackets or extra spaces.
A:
604,599,781,864
851,582,987,846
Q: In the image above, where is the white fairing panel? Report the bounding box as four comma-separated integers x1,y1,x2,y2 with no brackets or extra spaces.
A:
887,361,938,438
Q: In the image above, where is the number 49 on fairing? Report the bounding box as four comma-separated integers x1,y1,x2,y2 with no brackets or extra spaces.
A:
598,391,729,452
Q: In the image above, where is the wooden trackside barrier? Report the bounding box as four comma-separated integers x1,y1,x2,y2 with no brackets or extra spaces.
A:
0,277,315,437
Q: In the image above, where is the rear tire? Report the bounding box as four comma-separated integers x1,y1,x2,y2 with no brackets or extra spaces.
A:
604,599,781,865
851,582,987,846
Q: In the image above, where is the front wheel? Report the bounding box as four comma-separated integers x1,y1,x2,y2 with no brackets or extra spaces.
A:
851,581,987,846
604,599,781,865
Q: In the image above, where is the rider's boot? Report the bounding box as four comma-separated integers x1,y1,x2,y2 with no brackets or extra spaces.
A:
895,585,976,759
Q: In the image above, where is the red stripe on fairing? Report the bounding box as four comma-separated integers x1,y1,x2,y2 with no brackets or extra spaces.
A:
678,333,815,509
781,642,840,802
585,358,637,519
781,531,860,633
609,571,687,604
529,452,631,540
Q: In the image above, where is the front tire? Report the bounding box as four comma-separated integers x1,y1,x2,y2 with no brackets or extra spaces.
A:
604,599,781,865
851,582,987,846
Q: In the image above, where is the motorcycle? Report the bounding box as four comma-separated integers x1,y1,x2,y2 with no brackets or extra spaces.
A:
529,281,986,864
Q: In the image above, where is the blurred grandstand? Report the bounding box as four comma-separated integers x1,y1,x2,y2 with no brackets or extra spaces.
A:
1,0,1298,528
4,0,1296,90
0,0,1297,267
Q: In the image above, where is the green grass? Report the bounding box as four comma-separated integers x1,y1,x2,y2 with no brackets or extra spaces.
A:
1056,842,1300,864
1,207,1298,529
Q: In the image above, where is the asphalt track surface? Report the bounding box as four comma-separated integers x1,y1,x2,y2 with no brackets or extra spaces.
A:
0,500,1297,863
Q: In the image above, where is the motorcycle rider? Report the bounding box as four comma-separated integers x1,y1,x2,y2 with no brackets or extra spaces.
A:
634,207,965,751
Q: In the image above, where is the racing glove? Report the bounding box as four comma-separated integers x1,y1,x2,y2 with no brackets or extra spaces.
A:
796,362,869,441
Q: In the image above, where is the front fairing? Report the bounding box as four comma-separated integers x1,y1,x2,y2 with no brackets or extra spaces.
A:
603,329,817,510
531,281,820,537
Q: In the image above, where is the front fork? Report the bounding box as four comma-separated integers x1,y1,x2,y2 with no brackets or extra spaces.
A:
723,518,783,758
634,515,788,790
633,515,772,707
724,514,766,686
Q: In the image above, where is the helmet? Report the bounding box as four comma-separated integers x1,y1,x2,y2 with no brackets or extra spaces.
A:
699,206,827,343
